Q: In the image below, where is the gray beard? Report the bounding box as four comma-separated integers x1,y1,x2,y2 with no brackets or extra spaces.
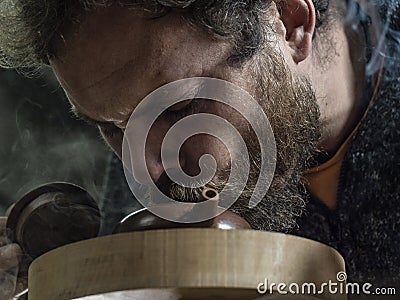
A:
170,49,321,232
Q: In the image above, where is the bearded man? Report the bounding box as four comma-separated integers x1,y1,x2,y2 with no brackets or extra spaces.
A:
0,0,398,298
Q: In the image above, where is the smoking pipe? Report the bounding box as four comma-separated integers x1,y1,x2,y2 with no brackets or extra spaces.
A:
114,188,251,233
6,182,101,260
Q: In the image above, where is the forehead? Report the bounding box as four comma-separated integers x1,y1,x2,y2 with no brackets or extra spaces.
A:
50,6,233,120
52,7,190,91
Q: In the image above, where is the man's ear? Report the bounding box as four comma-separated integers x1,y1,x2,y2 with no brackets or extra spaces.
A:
278,0,316,64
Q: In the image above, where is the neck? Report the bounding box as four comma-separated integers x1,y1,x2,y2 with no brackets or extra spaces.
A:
309,20,368,160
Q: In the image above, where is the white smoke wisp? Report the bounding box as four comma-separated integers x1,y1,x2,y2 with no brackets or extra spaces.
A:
0,244,20,300
359,0,400,77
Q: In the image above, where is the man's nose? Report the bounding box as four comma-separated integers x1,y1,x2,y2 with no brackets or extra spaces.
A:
133,117,186,184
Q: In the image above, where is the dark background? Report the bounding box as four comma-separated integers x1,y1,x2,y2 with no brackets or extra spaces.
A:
0,68,110,215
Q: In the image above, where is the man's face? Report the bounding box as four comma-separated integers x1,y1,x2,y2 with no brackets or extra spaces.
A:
51,6,320,230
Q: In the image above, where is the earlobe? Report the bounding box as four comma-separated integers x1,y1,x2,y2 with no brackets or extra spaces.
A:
278,0,316,64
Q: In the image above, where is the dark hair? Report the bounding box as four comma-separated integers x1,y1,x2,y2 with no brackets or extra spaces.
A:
0,0,331,71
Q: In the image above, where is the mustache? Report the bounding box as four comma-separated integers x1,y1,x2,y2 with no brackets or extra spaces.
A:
151,162,306,233
154,171,224,203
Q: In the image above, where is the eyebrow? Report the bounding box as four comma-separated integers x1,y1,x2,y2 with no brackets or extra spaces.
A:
70,106,111,127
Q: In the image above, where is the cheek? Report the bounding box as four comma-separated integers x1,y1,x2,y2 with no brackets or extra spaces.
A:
175,102,255,176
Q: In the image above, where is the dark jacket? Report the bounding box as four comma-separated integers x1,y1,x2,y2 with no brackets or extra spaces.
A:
293,68,400,296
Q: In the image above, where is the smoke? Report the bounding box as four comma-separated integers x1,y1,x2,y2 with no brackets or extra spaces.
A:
0,247,28,299
345,0,400,77
0,246,19,300
0,68,110,298
0,69,110,215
